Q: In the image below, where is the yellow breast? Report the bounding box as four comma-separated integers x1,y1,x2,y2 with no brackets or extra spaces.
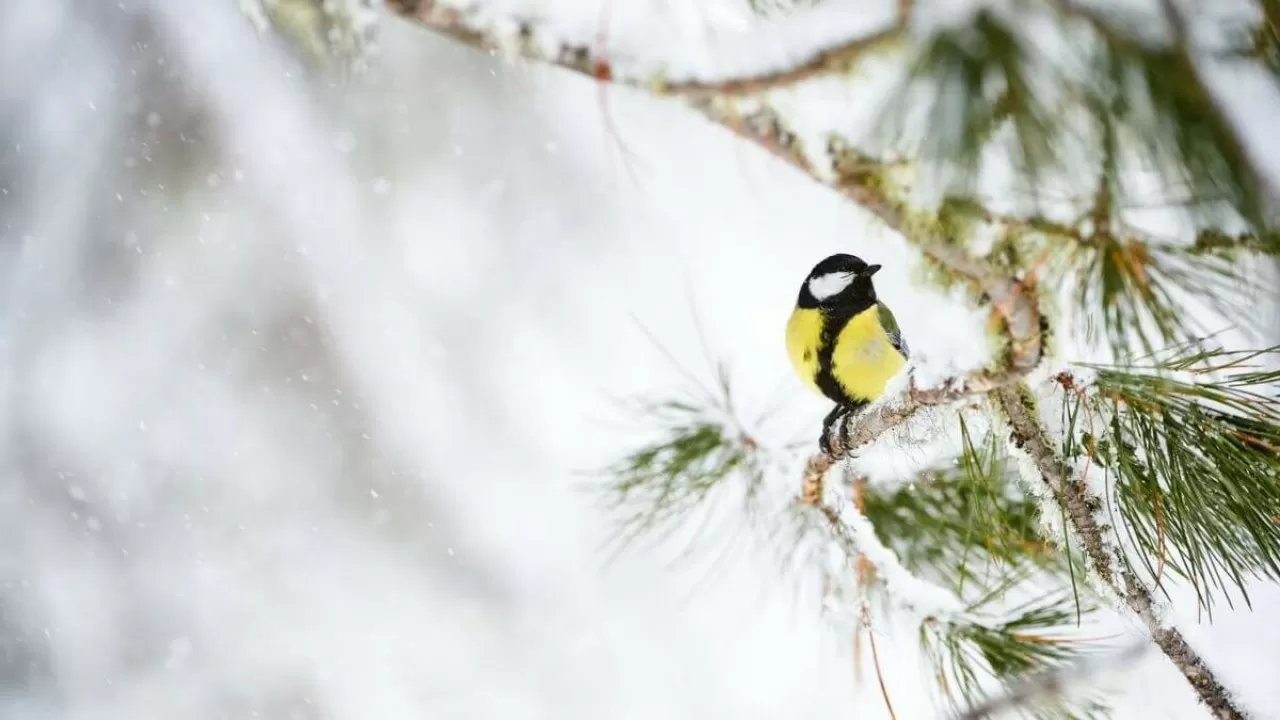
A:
830,307,906,402
785,307,825,395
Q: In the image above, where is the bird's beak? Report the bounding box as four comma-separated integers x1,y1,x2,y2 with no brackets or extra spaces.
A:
863,264,882,277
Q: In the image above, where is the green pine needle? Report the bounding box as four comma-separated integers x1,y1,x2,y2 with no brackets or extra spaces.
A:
1063,234,1260,360
1257,4,1280,79
878,8,1059,195
862,448,1065,596
858,419,1103,714
1088,30,1268,230
876,3,1275,232
1189,227,1280,257
1215,0,1280,80
599,395,767,552
921,581,1106,718
1074,344,1280,614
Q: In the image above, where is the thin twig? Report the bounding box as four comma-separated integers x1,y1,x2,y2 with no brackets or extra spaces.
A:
385,0,909,98
593,0,645,187
863,601,900,720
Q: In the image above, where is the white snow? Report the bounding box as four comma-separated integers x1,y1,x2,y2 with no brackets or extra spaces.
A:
0,0,1276,719
430,0,898,85
831,493,966,620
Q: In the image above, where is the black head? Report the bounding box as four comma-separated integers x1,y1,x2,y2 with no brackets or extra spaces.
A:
796,253,881,309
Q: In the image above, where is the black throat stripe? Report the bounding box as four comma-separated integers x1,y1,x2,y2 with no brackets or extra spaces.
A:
813,301,873,408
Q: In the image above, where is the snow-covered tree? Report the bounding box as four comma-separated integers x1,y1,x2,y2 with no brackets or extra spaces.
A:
256,0,1280,716
3,0,1276,718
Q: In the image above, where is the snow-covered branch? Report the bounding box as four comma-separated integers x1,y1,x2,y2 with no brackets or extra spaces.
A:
800,466,964,620
994,383,1248,719
680,108,1047,466
385,0,910,97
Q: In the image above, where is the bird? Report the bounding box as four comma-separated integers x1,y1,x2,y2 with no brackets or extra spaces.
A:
785,253,909,455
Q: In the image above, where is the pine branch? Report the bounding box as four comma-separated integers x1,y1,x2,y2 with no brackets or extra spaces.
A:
1077,346,1280,612
593,349,788,555
876,0,1279,238
800,453,1104,717
933,197,1275,358
599,396,767,550
994,382,1249,719
924,587,1110,720
860,422,1079,595
877,7,1063,194
385,0,911,98
1056,224,1261,360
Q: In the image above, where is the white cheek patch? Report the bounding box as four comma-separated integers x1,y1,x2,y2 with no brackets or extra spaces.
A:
808,272,854,300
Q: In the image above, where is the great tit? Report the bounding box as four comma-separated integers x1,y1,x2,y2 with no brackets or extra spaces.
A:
785,253,909,454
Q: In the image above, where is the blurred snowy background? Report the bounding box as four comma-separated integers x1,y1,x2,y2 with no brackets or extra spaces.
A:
1,1,1278,718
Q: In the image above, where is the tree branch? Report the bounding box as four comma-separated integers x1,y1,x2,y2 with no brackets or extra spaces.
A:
801,468,965,619
385,0,910,98
994,383,1248,719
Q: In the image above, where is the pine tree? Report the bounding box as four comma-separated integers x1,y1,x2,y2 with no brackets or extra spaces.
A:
261,0,1280,715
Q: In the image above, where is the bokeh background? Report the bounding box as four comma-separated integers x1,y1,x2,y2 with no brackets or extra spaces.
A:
1,1,1278,718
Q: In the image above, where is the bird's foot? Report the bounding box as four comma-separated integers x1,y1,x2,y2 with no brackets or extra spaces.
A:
819,405,850,457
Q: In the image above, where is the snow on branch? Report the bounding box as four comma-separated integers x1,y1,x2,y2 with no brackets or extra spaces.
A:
994,382,1249,719
799,456,1108,716
803,471,965,620
385,0,910,97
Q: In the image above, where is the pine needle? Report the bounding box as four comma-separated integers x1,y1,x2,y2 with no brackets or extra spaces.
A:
1077,344,1280,613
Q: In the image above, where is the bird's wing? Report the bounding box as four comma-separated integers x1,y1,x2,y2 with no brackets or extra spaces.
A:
876,302,909,359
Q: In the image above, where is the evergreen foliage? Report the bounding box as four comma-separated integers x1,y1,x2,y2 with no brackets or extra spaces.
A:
866,420,1104,715
1067,345,1280,614
881,2,1272,231
598,364,772,552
